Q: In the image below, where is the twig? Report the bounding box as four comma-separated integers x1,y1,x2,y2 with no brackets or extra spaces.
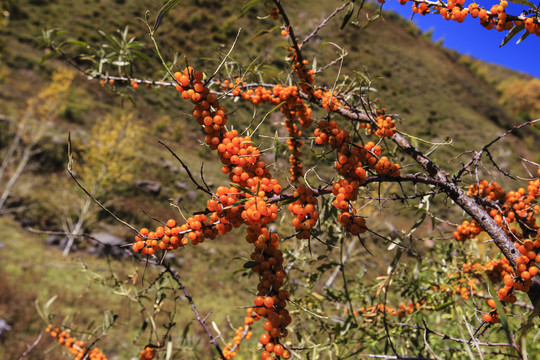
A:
67,169,140,234
455,118,540,181
321,99,540,315
206,28,242,85
400,323,517,348
163,263,225,359
159,141,213,196
18,331,43,360
272,0,304,64
301,3,350,47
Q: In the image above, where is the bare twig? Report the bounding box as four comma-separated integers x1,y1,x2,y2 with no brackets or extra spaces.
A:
400,323,518,348
301,3,350,47
455,118,540,181
159,141,213,196
321,101,540,314
163,263,225,359
18,331,43,360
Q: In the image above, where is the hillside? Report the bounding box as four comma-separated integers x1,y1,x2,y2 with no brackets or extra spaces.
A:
0,0,539,359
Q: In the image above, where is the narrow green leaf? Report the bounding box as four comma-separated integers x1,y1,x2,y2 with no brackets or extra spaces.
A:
249,26,280,41
222,198,249,211
154,0,182,33
407,211,426,237
516,29,530,44
40,51,57,64
353,70,370,85
35,299,48,322
240,0,262,16
43,295,57,319
230,182,255,196
67,133,73,172
63,40,88,47
103,311,112,332
277,195,300,206
274,130,279,163
500,23,525,47
360,86,377,92
243,261,257,268
362,13,380,30
180,322,192,345
434,301,454,311
410,136,419,149
341,2,355,30
413,261,420,281
98,29,121,50
508,0,537,9
425,142,442,157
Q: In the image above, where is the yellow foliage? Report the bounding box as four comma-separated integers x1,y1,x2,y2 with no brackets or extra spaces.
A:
14,67,75,145
76,112,142,195
498,78,540,119
26,67,75,123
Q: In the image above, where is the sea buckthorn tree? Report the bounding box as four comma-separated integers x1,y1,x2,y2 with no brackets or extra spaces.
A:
32,0,540,359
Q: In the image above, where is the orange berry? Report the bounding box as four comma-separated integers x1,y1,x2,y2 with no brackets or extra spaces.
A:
260,333,270,345
274,344,284,356
264,296,275,308
254,296,264,307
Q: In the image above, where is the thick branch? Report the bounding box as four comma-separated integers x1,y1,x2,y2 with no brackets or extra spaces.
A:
328,102,540,314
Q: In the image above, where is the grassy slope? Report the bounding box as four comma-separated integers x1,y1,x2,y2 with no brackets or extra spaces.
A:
0,0,539,359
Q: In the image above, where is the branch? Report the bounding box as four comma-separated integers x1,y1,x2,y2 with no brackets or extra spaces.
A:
400,323,518,348
272,0,304,64
159,141,213,196
301,3,350,47
325,102,540,314
18,331,43,360
162,263,225,359
455,119,540,181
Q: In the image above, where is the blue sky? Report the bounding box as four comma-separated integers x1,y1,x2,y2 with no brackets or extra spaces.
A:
382,1,540,78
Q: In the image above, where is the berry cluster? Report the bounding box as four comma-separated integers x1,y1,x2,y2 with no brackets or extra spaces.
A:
223,311,254,360
432,269,481,300
46,325,107,360
289,50,315,94
234,83,314,182
457,235,540,322
247,226,292,359
452,220,483,242
314,119,400,235
344,300,426,318
288,184,319,239
315,89,345,112
362,109,396,138
135,67,298,359
482,298,500,324
457,176,540,244
467,180,505,202
394,0,540,36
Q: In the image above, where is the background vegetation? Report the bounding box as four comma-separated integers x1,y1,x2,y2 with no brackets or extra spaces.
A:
0,0,539,359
